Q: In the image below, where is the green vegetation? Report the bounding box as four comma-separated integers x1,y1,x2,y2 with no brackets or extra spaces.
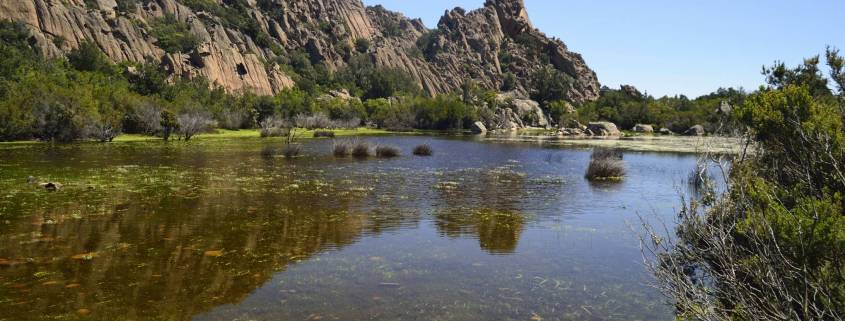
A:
150,14,201,54
572,86,745,133
648,48,845,320
0,20,478,143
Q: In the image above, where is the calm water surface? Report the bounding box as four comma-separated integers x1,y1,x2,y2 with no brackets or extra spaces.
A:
0,136,705,321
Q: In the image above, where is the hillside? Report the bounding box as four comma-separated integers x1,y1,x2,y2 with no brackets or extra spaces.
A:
0,0,599,102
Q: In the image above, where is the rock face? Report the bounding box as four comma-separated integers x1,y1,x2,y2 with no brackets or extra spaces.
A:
496,92,549,128
0,0,600,101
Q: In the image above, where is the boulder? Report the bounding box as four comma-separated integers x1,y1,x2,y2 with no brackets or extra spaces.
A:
632,124,654,133
40,182,62,192
658,128,674,135
587,122,621,136
490,107,525,131
470,121,487,134
496,92,549,128
684,125,706,136
558,128,585,136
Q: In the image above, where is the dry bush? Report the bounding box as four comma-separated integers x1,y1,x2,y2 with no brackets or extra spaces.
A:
375,145,400,158
585,149,625,180
351,141,371,158
259,117,291,138
177,112,216,141
413,144,433,156
333,140,351,157
313,130,335,138
294,113,332,129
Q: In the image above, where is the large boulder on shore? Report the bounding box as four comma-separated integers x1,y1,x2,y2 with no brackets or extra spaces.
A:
489,107,525,131
471,121,487,134
496,92,550,128
632,124,654,133
587,122,621,136
684,125,706,136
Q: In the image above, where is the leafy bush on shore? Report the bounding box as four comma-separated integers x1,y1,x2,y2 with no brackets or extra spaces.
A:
646,49,845,321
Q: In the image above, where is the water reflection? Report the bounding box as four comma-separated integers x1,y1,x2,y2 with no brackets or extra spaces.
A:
0,136,692,320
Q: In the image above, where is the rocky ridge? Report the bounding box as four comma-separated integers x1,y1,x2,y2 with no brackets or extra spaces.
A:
0,0,600,102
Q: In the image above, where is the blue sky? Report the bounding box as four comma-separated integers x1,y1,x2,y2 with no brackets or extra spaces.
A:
362,0,845,97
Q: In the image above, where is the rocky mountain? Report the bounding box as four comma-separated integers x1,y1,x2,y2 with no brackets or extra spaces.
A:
0,0,600,102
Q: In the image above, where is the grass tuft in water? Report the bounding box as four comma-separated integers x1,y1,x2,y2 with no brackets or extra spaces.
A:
585,148,625,181
333,140,352,157
351,141,371,158
375,145,400,158
412,144,433,156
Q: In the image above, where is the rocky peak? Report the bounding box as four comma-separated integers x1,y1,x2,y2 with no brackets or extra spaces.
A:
485,0,533,36
0,0,601,103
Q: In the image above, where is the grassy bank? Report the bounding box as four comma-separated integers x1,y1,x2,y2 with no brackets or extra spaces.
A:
1,128,402,146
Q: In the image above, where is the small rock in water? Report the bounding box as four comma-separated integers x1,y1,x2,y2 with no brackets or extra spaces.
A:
27,176,38,184
40,182,62,192
379,282,400,288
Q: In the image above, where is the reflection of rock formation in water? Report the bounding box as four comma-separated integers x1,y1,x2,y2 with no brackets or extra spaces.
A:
432,165,530,254
435,209,524,254
0,145,552,320
0,178,373,320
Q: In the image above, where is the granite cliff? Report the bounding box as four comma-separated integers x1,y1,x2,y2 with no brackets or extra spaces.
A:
0,0,600,102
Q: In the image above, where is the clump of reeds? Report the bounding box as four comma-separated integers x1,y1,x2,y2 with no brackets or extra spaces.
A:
590,148,623,161
281,144,302,158
351,141,372,158
585,148,625,181
412,144,433,156
313,130,335,138
333,140,351,157
259,117,291,138
375,145,400,158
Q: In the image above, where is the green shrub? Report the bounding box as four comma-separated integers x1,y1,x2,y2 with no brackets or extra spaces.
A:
151,14,200,54
650,50,845,320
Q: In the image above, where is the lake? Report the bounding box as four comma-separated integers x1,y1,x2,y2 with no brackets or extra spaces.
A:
0,135,714,321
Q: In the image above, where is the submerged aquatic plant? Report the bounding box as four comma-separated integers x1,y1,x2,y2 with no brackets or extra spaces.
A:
375,145,400,158
412,144,433,156
281,144,302,158
585,148,625,181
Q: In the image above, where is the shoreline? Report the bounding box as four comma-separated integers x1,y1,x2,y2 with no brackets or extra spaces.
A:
0,128,745,154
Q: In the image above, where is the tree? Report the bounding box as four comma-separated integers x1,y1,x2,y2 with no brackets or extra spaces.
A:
530,66,573,106
67,41,112,73
159,110,178,141
762,56,832,97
